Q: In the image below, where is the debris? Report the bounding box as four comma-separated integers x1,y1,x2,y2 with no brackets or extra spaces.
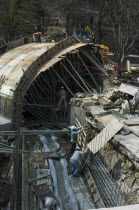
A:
98,97,113,107
120,126,131,135
74,92,86,98
104,88,119,99
119,83,138,96
114,98,123,106
120,100,130,114
81,97,94,107
91,94,99,101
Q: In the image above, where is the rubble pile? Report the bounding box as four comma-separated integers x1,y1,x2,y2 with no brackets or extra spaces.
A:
71,83,139,205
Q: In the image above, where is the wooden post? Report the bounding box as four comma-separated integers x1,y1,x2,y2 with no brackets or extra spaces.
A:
22,135,29,210
22,134,26,210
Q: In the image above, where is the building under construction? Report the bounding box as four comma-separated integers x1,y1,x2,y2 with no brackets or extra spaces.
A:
0,37,139,210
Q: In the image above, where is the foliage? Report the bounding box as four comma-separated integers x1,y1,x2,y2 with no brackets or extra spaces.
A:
0,0,138,73
10,0,21,25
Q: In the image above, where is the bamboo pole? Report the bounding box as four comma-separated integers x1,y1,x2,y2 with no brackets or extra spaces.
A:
60,61,88,94
77,52,99,89
53,68,74,97
65,56,91,93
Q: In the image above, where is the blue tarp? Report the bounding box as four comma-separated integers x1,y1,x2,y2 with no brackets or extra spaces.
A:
73,30,80,36
81,32,90,40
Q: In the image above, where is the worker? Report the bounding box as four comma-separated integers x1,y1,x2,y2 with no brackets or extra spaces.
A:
69,125,82,130
131,88,139,114
33,27,42,42
70,147,88,177
70,126,83,153
58,87,67,109
44,197,60,210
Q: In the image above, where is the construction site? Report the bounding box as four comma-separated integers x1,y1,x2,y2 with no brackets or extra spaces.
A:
0,36,139,210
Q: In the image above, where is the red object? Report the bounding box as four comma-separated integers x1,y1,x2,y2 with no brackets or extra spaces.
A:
104,59,117,65
113,71,119,77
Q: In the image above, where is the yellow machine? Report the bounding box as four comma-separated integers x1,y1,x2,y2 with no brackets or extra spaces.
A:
98,45,110,65
99,45,110,55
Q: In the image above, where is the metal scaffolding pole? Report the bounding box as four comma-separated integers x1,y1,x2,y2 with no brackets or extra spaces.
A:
65,56,92,93
77,52,99,89
60,61,88,94
53,68,74,97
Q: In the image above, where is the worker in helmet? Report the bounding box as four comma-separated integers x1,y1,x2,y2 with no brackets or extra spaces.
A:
70,126,83,153
43,197,60,210
58,87,67,109
70,147,88,177
33,27,42,42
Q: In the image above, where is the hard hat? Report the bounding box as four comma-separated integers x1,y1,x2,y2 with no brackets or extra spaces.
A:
45,197,56,207
70,126,76,130
61,86,64,89
75,147,80,151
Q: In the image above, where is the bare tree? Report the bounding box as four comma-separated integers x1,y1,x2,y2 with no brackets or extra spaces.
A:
56,0,95,35
96,0,139,75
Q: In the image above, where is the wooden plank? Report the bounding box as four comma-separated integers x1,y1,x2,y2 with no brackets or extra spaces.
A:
123,120,139,126
42,152,64,159
0,129,70,136
129,126,139,136
87,120,123,154
22,136,29,210
75,118,87,149
98,97,112,106
29,174,50,183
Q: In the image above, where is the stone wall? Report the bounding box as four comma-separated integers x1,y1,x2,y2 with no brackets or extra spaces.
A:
70,97,139,206
99,142,139,204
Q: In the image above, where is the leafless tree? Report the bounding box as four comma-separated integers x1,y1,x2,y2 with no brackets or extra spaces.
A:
56,0,94,35
95,0,139,74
